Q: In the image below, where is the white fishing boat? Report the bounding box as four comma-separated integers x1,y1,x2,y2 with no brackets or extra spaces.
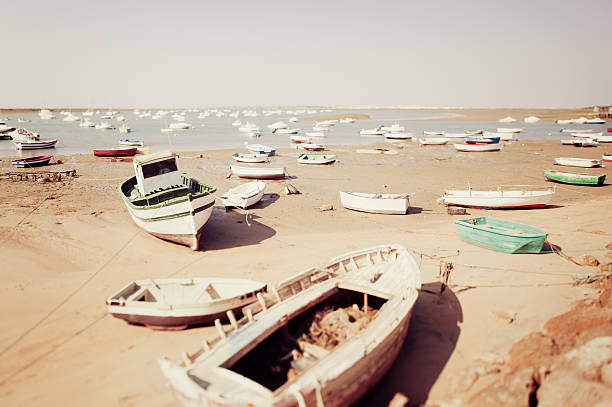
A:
585,117,605,124
290,135,311,144
230,165,286,179
498,116,517,123
273,128,300,135
232,153,269,163
63,114,81,122
305,132,326,138
232,120,242,127
384,132,413,140
116,115,126,122
524,116,540,123
423,131,444,136
439,185,555,209
297,153,336,165
381,123,404,133
119,152,216,250
14,139,58,150
267,121,287,130
556,119,574,125
95,122,115,130
106,278,267,330
571,132,602,138
246,144,275,156
119,124,131,134
239,122,260,133
554,157,602,168
0,123,16,134
359,127,385,136
561,128,594,133
497,127,523,133
419,137,450,145
299,143,326,151
169,122,192,130
454,143,502,152
119,139,144,147
597,135,612,143
571,138,598,147
159,244,421,407
220,181,266,209
339,191,410,214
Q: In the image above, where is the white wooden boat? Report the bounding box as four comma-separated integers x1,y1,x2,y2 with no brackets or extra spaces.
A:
232,153,269,163
439,186,555,209
221,181,266,209
339,191,410,214
119,139,144,147
273,128,300,135
561,128,593,133
230,165,286,179
299,143,326,151
454,143,502,152
239,122,260,133
14,139,58,150
419,137,450,145
497,127,523,133
159,244,421,407
585,118,605,124
359,127,385,136
571,132,602,138
423,131,444,136
267,121,287,130
384,132,413,140
290,135,311,144
95,122,115,130
524,116,540,123
106,278,267,330
561,139,574,145
597,135,612,143
119,152,216,250
246,144,276,156
571,138,598,147
297,153,336,164
554,157,602,168
380,123,404,133
169,122,192,130
498,116,517,123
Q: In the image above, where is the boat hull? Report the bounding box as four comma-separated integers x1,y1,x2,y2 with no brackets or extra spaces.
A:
94,147,138,157
14,139,57,150
339,191,410,214
454,143,502,152
554,157,602,168
11,155,53,167
297,154,336,164
455,217,548,253
230,165,285,179
221,181,266,209
544,170,606,186
442,189,555,208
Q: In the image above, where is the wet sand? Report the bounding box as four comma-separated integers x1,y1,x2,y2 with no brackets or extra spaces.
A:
1,139,611,406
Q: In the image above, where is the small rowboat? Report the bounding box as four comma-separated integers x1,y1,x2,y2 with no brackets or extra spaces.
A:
299,143,326,151
423,131,444,135
465,136,501,144
289,135,311,144
440,186,555,209
339,191,410,214
230,165,285,179
11,155,53,167
13,139,58,150
355,148,398,155
419,137,450,145
93,147,138,157
221,181,266,209
553,157,602,168
454,143,502,152
384,132,413,140
159,244,421,407
297,153,336,164
603,153,612,162
106,277,267,330
232,153,269,163
119,139,144,147
544,170,606,186
571,138,598,147
455,217,548,254
597,135,612,143
246,144,275,156
272,128,299,135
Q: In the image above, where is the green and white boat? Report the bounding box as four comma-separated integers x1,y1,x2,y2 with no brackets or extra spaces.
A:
119,152,216,250
455,216,548,253
544,169,606,186
297,153,337,164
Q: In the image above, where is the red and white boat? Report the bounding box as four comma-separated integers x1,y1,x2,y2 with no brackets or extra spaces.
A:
11,155,53,167
454,143,502,152
93,147,138,157
13,139,58,150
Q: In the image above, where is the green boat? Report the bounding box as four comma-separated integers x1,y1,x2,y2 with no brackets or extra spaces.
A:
544,169,606,186
297,153,337,165
455,217,548,253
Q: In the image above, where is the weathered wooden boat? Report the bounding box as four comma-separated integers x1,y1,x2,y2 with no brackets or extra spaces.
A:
106,278,267,330
232,153,269,163
419,137,450,145
440,186,555,209
455,217,548,253
11,155,53,168
119,139,144,147
221,181,266,209
13,139,58,150
544,170,606,186
230,165,286,180
297,153,336,165
465,136,501,144
246,144,276,156
339,191,410,214
158,244,421,407
93,147,138,157
454,143,502,152
119,152,216,250
603,153,612,163
553,157,602,168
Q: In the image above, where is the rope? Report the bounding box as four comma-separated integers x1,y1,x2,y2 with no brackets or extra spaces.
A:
0,193,54,247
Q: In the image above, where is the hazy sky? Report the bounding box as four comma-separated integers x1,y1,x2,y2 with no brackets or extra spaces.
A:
3,0,611,108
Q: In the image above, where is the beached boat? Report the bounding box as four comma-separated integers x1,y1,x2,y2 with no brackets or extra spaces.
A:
596,135,612,143
554,157,602,168
170,122,192,130
246,144,276,156
585,118,605,124
273,128,300,135
439,186,555,209
106,278,267,330
14,139,58,150
94,147,138,157
158,244,421,407
297,153,336,165
230,165,286,180
221,181,266,209
232,153,269,163
119,152,216,250
11,155,53,168
455,217,548,253
497,128,523,133
339,191,410,214
384,132,413,140
381,123,405,133
290,135,311,144
571,138,598,147
544,170,606,186
299,143,326,151
498,116,517,123
465,136,501,144
239,122,260,133
524,116,540,123
603,153,612,162
359,127,385,136
419,137,450,145
119,139,144,147
454,143,502,152
267,121,287,130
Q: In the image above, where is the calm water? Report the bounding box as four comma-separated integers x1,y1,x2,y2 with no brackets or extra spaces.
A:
1,109,608,158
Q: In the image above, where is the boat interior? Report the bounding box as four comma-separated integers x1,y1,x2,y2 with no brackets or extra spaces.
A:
121,174,215,206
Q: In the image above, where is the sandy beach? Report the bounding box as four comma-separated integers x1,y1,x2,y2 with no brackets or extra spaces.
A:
1,139,611,406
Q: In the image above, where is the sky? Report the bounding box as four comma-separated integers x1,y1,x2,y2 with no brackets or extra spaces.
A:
2,0,611,108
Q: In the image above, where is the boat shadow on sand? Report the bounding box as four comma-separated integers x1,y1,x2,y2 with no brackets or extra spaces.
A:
357,282,462,406
197,207,276,251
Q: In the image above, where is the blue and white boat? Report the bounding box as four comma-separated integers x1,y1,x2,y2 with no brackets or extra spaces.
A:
245,144,275,156
465,136,501,144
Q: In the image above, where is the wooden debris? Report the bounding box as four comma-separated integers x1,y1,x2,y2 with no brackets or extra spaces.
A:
318,204,334,212
284,183,300,195
600,262,612,273
438,261,453,293
447,205,467,215
492,311,517,324
5,169,77,182
605,243,612,250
